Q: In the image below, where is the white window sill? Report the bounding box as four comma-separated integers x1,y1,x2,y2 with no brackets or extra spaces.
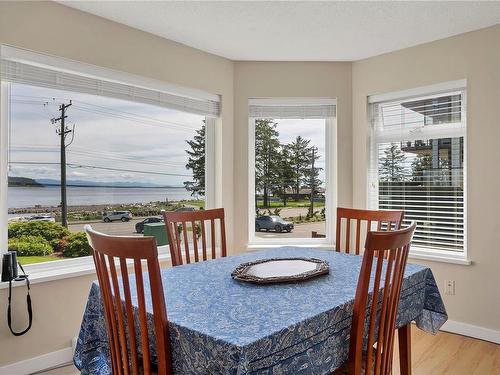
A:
409,247,472,266
0,246,172,290
247,242,334,250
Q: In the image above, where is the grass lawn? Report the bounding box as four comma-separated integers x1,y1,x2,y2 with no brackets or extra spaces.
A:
256,199,325,209
18,255,62,265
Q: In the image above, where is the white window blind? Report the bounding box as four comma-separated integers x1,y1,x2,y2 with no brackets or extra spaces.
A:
0,59,220,117
249,98,336,119
368,85,466,253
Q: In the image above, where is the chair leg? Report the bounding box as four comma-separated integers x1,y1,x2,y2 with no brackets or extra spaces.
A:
398,323,412,375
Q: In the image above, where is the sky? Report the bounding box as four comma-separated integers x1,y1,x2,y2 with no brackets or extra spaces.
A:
9,83,328,188
8,83,204,187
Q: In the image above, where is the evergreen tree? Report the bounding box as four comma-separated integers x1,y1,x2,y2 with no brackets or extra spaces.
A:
379,143,407,182
287,136,311,201
255,119,281,208
273,146,295,207
411,154,433,183
303,146,323,215
184,123,205,197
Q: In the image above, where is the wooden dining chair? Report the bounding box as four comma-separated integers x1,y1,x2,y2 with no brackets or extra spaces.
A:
162,208,227,267
333,222,416,375
335,207,404,254
85,225,173,375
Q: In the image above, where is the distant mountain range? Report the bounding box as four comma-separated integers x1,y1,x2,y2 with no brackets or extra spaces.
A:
8,176,181,189
8,176,43,187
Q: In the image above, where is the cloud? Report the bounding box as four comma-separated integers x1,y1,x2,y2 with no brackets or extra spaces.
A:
10,83,203,185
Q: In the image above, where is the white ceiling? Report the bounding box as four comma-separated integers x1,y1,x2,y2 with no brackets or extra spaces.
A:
59,1,500,61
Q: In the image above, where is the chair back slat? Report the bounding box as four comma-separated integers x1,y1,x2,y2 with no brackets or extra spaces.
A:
200,220,208,261
107,255,130,375
191,221,199,262
162,208,227,267
210,219,216,259
85,225,173,375
336,207,404,254
181,222,190,264
133,259,151,374
347,222,416,375
119,258,139,375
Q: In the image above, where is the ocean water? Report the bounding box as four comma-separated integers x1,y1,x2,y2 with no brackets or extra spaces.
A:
8,185,194,209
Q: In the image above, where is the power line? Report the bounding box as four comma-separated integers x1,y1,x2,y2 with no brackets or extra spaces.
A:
10,145,187,168
9,161,192,177
11,95,202,131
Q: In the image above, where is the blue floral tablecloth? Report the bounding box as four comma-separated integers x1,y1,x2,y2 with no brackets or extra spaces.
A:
74,247,447,374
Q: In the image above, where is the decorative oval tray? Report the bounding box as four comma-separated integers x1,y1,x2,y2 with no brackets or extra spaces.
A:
231,257,329,284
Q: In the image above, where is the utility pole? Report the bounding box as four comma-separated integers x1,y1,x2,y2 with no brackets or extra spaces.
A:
309,146,317,216
51,101,73,228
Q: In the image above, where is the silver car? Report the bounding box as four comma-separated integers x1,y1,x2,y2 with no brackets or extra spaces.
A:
28,214,55,223
255,215,294,233
103,211,132,222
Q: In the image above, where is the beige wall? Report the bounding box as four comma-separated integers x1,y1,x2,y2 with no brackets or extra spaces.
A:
0,1,234,366
0,0,499,368
352,25,500,331
233,61,353,250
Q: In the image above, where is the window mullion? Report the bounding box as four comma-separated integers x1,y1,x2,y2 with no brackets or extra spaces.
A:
0,81,9,255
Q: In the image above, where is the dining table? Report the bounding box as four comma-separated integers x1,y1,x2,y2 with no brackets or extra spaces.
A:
74,247,447,375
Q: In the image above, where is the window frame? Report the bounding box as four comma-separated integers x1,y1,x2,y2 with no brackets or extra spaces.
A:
0,47,219,276
247,99,337,247
367,80,470,265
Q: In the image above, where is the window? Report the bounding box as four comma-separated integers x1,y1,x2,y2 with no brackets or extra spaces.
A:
1,46,220,267
368,81,467,259
248,98,337,245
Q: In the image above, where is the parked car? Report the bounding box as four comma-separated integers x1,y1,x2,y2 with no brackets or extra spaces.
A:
255,215,294,233
27,214,55,223
103,211,132,222
135,217,163,233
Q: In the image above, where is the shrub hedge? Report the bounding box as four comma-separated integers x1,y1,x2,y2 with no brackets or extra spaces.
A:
61,232,92,258
8,221,70,249
8,235,53,256
8,221,92,258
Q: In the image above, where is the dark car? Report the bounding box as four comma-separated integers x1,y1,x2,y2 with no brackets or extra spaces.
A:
255,215,294,233
135,217,163,233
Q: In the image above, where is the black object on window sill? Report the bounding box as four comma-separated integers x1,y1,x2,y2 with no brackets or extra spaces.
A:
2,251,32,336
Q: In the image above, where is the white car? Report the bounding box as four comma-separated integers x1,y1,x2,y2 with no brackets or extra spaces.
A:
103,211,133,222
28,214,56,223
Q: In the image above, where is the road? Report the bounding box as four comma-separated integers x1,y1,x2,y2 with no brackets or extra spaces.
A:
68,218,145,236
255,221,326,239
68,217,327,240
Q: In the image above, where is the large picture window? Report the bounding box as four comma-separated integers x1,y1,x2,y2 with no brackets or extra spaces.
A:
368,82,467,259
0,47,220,267
248,98,336,245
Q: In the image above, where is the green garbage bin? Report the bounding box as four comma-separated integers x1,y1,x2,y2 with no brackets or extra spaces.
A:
143,222,168,246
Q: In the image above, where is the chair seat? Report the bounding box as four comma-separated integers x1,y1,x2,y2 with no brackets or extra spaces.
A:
331,347,377,375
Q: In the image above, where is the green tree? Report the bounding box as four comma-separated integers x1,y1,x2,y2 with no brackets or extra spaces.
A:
411,154,433,183
273,145,295,207
184,123,205,197
303,146,323,215
287,136,311,201
255,119,281,208
379,143,407,182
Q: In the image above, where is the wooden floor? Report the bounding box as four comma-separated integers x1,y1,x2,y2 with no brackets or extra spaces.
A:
40,327,500,375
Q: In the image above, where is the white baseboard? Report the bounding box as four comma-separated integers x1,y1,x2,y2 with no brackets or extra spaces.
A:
0,347,73,375
441,319,500,344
